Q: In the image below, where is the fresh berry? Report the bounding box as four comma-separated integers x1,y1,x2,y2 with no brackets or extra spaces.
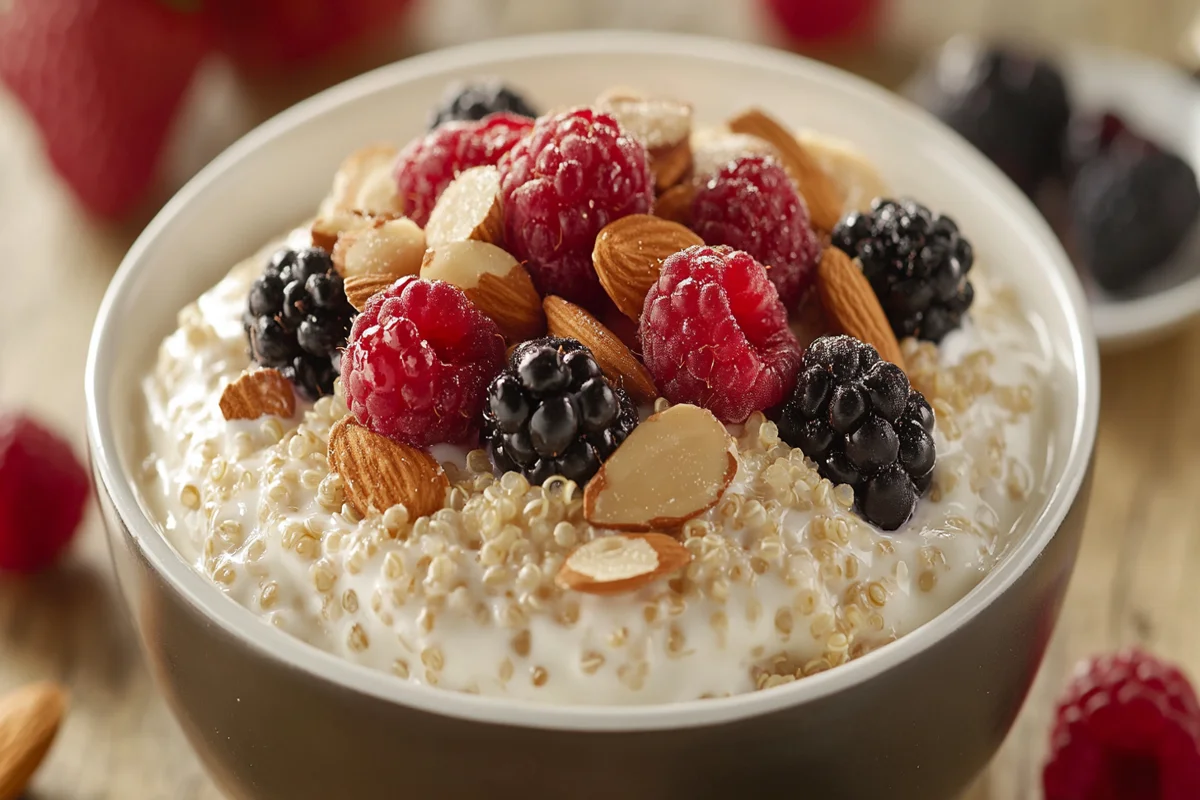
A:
429,79,538,128
342,277,505,447
925,42,1070,193
832,198,975,343
244,246,356,401
762,0,880,43
1043,649,1200,800
499,107,654,307
393,112,532,227
482,338,637,485
1069,149,1200,293
1065,111,1157,172
0,0,215,219
690,156,822,308
777,335,934,531
639,245,802,424
0,412,89,573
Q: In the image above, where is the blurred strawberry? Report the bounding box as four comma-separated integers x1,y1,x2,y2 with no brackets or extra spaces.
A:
0,0,215,219
762,0,880,43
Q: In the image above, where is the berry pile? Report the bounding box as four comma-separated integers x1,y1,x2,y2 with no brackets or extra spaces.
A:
777,335,935,531
429,80,538,128
244,246,356,400
482,338,638,485
832,199,975,343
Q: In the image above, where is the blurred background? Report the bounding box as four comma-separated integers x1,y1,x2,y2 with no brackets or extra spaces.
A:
0,0,1198,798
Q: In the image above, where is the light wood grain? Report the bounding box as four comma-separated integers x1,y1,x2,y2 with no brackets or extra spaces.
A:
1,0,1196,797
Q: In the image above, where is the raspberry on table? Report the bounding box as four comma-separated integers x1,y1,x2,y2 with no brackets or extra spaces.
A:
0,412,89,573
428,79,538,128
498,107,654,307
639,245,803,424
776,334,934,531
1043,648,1200,800
690,155,821,308
244,245,356,401
832,198,975,343
393,112,533,227
482,337,638,485
341,277,506,448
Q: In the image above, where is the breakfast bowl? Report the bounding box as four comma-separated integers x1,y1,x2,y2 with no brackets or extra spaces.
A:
85,31,1099,800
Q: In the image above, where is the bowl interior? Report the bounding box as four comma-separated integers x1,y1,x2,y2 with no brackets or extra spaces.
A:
86,31,1098,730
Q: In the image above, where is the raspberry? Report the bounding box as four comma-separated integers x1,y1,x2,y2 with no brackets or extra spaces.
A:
393,112,532,227
691,156,821,308
341,277,505,447
1044,649,1200,800
499,107,654,307
639,245,802,423
0,412,89,573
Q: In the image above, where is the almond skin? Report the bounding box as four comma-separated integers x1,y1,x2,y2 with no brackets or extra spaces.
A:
543,295,658,404
421,241,545,343
556,533,692,595
593,214,702,321
219,369,296,421
652,183,696,228
816,247,906,370
327,417,449,519
0,682,68,800
343,273,400,312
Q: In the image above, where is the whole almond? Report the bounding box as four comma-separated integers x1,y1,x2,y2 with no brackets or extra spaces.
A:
543,296,658,404
556,533,692,595
0,682,68,800
327,417,449,519
728,108,844,232
653,183,696,227
816,247,905,369
219,369,296,421
593,214,702,320
332,217,426,280
343,273,401,312
424,165,503,247
421,240,545,343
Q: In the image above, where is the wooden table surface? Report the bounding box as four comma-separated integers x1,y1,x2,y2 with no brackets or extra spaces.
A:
1,1,1197,797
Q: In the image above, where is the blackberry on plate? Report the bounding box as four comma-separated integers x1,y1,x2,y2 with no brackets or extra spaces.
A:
832,198,975,343
483,338,637,485
777,335,935,531
244,246,356,400
428,79,538,128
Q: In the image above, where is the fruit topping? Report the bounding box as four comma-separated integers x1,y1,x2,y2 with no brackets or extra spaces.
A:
498,107,654,307
481,337,638,486
428,80,538,128
639,245,802,424
342,276,505,447
832,198,975,343
1065,111,1157,173
244,246,356,400
420,240,545,343
556,533,692,596
327,417,449,519
219,368,296,421
776,335,935,531
691,155,822,308
593,214,703,321
543,296,659,405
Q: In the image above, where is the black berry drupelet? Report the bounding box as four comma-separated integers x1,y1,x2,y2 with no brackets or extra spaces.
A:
244,246,356,400
777,335,936,531
482,338,637,485
428,79,538,128
832,198,975,343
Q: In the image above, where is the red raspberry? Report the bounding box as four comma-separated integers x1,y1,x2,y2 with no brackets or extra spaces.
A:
393,112,532,226
499,107,653,307
341,277,505,447
0,412,89,573
1043,649,1200,800
639,245,802,423
691,156,821,309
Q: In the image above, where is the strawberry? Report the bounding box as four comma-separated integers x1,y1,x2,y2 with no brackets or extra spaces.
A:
0,0,215,219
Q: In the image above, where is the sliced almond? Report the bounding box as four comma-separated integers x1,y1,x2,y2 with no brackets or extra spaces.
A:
728,109,844,232
332,217,426,280
593,214,702,320
219,369,296,421
543,295,658,404
0,682,68,800
312,144,403,248
555,533,692,595
796,130,888,214
343,273,401,312
690,127,777,180
653,183,696,227
598,96,694,191
584,403,736,531
421,240,545,343
425,165,503,247
817,247,906,370
327,417,448,519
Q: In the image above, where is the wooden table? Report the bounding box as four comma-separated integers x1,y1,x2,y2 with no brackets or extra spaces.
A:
1,2,1196,797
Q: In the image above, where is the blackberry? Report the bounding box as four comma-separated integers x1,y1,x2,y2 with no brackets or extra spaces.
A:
428,79,538,128
1069,149,1200,293
832,198,975,343
1064,111,1156,174
777,335,935,531
244,246,356,400
482,338,637,485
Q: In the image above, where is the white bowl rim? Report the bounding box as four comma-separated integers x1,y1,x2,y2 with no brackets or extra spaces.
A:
85,29,1100,732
